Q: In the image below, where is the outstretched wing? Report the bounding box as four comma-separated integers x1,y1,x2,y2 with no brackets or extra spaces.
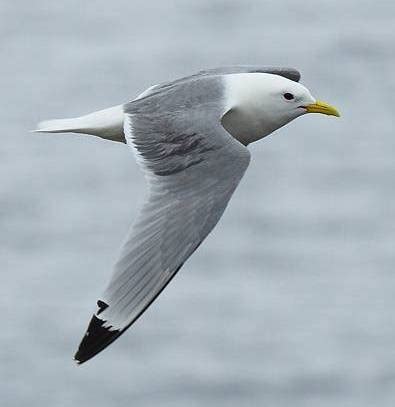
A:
195,65,301,82
74,77,250,364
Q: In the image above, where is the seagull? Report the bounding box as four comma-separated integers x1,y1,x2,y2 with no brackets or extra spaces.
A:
35,66,340,364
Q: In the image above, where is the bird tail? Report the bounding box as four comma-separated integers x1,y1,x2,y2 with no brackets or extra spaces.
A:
32,104,126,142
33,117,84,134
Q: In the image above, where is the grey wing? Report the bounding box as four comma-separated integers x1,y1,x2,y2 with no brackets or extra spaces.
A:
195,65,301,82
74,87,250,364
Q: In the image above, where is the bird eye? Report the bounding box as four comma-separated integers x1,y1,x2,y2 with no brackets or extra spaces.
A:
283,93,294,100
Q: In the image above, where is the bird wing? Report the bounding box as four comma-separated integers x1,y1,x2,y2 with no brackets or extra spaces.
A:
74,81,250,363
195,65,301,82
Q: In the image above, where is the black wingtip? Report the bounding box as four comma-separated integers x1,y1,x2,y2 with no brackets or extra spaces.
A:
74,257,193,364
74,312,122,365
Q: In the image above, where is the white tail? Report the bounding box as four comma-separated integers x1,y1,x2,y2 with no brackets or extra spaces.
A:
33,104,126,143
34,117,84,133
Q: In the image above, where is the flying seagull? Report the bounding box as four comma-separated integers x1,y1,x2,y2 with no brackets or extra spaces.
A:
35,66,340,364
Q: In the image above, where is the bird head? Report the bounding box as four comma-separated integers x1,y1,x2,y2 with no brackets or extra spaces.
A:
223,73,340,144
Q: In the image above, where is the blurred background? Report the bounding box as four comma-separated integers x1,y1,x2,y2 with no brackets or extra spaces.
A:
1,1,395,406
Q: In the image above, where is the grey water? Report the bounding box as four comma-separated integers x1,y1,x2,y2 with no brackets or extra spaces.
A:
1,1,395,406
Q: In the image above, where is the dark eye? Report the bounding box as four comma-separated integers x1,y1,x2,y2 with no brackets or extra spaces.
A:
283,92,294,100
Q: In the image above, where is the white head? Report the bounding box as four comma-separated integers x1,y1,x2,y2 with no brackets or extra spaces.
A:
223,73,340,145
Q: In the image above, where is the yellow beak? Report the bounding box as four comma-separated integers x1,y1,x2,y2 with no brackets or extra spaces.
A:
305,100,340,117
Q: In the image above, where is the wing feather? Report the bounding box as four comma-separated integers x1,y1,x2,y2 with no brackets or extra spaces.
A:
74,77,250,363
